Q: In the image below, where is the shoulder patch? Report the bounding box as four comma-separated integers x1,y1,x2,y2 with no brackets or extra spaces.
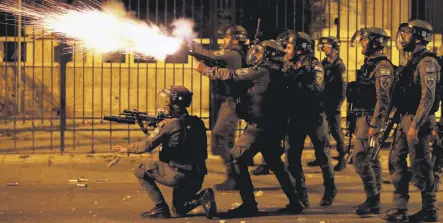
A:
315,71,324,84
313,65,323,72
150,126,161,138
213,50,225,56
380,68,391,76
235,68,251,75
425,74,436,89
380,76,391,91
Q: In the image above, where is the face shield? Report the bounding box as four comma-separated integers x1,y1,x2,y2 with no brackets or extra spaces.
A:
350,29,367,48
246,44,264,66
156,89,171,116
277,30,296,48
396,23,414,51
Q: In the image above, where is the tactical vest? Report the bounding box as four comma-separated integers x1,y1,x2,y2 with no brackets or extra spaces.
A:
322,57,343,101
292,57,325,115
159,115,208,166
353,56,394,110
235,63,282,123
393,51,441,114
228,48,253,98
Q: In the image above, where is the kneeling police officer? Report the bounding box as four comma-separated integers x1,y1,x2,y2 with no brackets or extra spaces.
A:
113,86,216,219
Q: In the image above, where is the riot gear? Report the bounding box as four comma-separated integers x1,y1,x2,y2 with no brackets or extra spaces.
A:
246,40,285,66
318,36,340,51
217,25,249,49
396,20,433,52
351,27,390,56
157,86,193,116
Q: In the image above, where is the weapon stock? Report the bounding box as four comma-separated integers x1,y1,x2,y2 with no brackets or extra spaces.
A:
188,50,227,68
371,107,398,160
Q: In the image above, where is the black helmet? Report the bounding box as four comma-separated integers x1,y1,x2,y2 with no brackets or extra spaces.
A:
278,31,314,54
217,25,249,43
351,27,390,55
276,29,297,48
396,19,433,52
318,36,340,51
157,86,193,116
246,40,285,66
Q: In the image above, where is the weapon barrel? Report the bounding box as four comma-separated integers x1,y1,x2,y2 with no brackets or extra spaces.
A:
189,51,227,68
103,116,136,124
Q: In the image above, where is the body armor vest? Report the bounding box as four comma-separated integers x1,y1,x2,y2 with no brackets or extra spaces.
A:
353,56,393,110
159,115,207,165
322,58,343,102
235,63,282,123
292,57,325,115
394,50,441,114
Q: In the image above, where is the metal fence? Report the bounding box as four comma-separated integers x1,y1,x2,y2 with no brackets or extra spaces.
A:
0,0,441,153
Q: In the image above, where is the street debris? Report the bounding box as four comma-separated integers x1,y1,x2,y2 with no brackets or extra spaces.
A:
107,156,120,168
254,190,264,196
230,202,241,208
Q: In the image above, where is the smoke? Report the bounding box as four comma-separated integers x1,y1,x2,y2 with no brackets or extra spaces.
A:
102,0,136,19
171,18,196,42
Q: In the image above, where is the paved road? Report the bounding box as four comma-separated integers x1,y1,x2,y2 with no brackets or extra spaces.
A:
0,150,442,223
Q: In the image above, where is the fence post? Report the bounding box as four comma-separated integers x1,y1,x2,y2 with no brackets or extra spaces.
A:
55,42,72,154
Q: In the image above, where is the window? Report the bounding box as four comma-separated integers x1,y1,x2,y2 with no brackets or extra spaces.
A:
3,42,26,62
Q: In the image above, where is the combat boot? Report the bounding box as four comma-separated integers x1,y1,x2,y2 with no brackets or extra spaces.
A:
334,154,347,171
276,200,305,214
198,188,217,219
214,179,238,191
298,187,310,209
251,164,270,175
307,159,320,167
409,209,439,222
354,194,380,215
380,209,409,222
141,205,171,219
227,203,259,218
320,185,337,206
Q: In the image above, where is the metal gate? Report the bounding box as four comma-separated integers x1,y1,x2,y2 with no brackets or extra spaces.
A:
0,0,441,153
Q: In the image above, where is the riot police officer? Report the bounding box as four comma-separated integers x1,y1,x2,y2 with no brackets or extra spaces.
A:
380,20,440,222
194,40,305,217
190,25,249,191
307,36,347,171
280,30,337,208
112,86,216,219
349,27,393,216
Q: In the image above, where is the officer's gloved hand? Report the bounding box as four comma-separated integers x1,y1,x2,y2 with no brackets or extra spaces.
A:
113,145,128,154
368,126,379,138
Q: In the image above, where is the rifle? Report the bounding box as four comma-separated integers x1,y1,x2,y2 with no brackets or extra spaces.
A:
371,107,398,160
188,50,228,68
103,109,167,134
345,101,357,164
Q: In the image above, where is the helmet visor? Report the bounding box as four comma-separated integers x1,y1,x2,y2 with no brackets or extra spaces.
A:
396,23,413,50
246,44,264,66
156,89,171,116
350,29,363,47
